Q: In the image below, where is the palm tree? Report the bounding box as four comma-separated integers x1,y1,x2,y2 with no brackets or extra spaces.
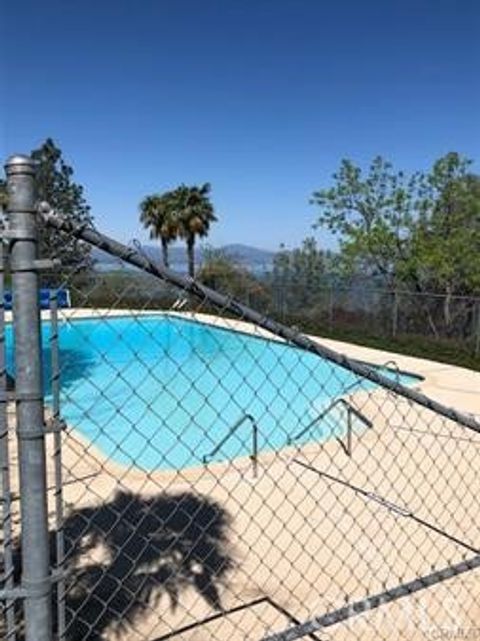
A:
139,194,178,268
173,183,217,278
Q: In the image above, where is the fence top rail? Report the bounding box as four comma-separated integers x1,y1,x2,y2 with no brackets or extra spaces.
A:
272,283,480,302
39,204,480,436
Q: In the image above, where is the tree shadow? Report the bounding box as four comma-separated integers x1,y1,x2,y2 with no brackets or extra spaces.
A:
5,344,97,396
2,489,234,641
42,343,98,395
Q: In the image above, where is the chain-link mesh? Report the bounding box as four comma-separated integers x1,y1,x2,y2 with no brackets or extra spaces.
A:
262,282,480,362
1,207,480,641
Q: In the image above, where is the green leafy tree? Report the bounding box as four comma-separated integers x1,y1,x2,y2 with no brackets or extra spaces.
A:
407,154,480,330
198,247,268,307
272,237,328,312
408,155,480,291
32,139,93,275
312,153,480,294
311,152,480,336
311,156,416,287
139,194,178,267
1,139,93,284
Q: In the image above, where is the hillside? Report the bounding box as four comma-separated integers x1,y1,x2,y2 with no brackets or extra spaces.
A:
92,243,275,272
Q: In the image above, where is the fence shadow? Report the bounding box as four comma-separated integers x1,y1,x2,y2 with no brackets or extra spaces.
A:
5,345,97,396
43,345,98,395
3,489,234,641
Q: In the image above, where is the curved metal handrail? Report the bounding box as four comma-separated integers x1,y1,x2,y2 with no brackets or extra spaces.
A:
351,358,402,386
288,397,372,456
203,414,259,476
287,358,401,454
380,360,401,384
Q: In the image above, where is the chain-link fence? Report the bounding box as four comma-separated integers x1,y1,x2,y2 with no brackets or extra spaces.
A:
270,283,480,352
198,275,480,361
1,155,480,641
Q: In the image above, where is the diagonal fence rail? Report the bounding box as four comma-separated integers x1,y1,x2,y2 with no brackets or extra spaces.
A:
261,553,480,641
38,204,480,435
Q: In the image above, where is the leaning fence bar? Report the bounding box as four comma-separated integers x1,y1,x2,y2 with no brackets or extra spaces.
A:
4,156,53,641
39,204,480,436
261,553,480,641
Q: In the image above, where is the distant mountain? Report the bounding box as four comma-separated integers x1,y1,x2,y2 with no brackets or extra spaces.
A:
91,243,275,273
215,244,275,266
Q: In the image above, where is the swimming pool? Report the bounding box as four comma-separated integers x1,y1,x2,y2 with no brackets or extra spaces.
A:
6,314,420,471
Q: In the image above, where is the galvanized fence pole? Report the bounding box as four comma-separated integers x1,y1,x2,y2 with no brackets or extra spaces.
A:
475,300,480,358
49,293,65,641
391,290,399,338
5,155,52,641
328,286,334,330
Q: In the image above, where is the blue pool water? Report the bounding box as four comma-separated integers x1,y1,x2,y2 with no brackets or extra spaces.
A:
6,315,419,471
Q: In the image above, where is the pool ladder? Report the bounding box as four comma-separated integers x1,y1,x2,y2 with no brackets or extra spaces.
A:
203,396,373,475
203,414,259,477
287,397,373,457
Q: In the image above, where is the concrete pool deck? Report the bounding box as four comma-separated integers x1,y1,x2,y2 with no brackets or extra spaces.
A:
3,309,480,640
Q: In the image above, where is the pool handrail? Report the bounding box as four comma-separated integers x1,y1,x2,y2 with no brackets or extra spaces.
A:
381,360,401,384
288,397,373,457
203,413,259,477
288,360,401,453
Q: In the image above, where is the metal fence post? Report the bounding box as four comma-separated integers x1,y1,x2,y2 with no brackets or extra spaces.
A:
392,290,399,338
5,155,52,641
328,287,334,331
475,300,480,358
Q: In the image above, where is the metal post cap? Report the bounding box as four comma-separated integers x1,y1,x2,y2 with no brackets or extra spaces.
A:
4,154,36,176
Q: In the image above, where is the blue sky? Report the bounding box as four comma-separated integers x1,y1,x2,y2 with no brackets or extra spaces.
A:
2,0,479,250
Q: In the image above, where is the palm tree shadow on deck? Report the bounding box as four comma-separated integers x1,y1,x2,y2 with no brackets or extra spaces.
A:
6,489,234,641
